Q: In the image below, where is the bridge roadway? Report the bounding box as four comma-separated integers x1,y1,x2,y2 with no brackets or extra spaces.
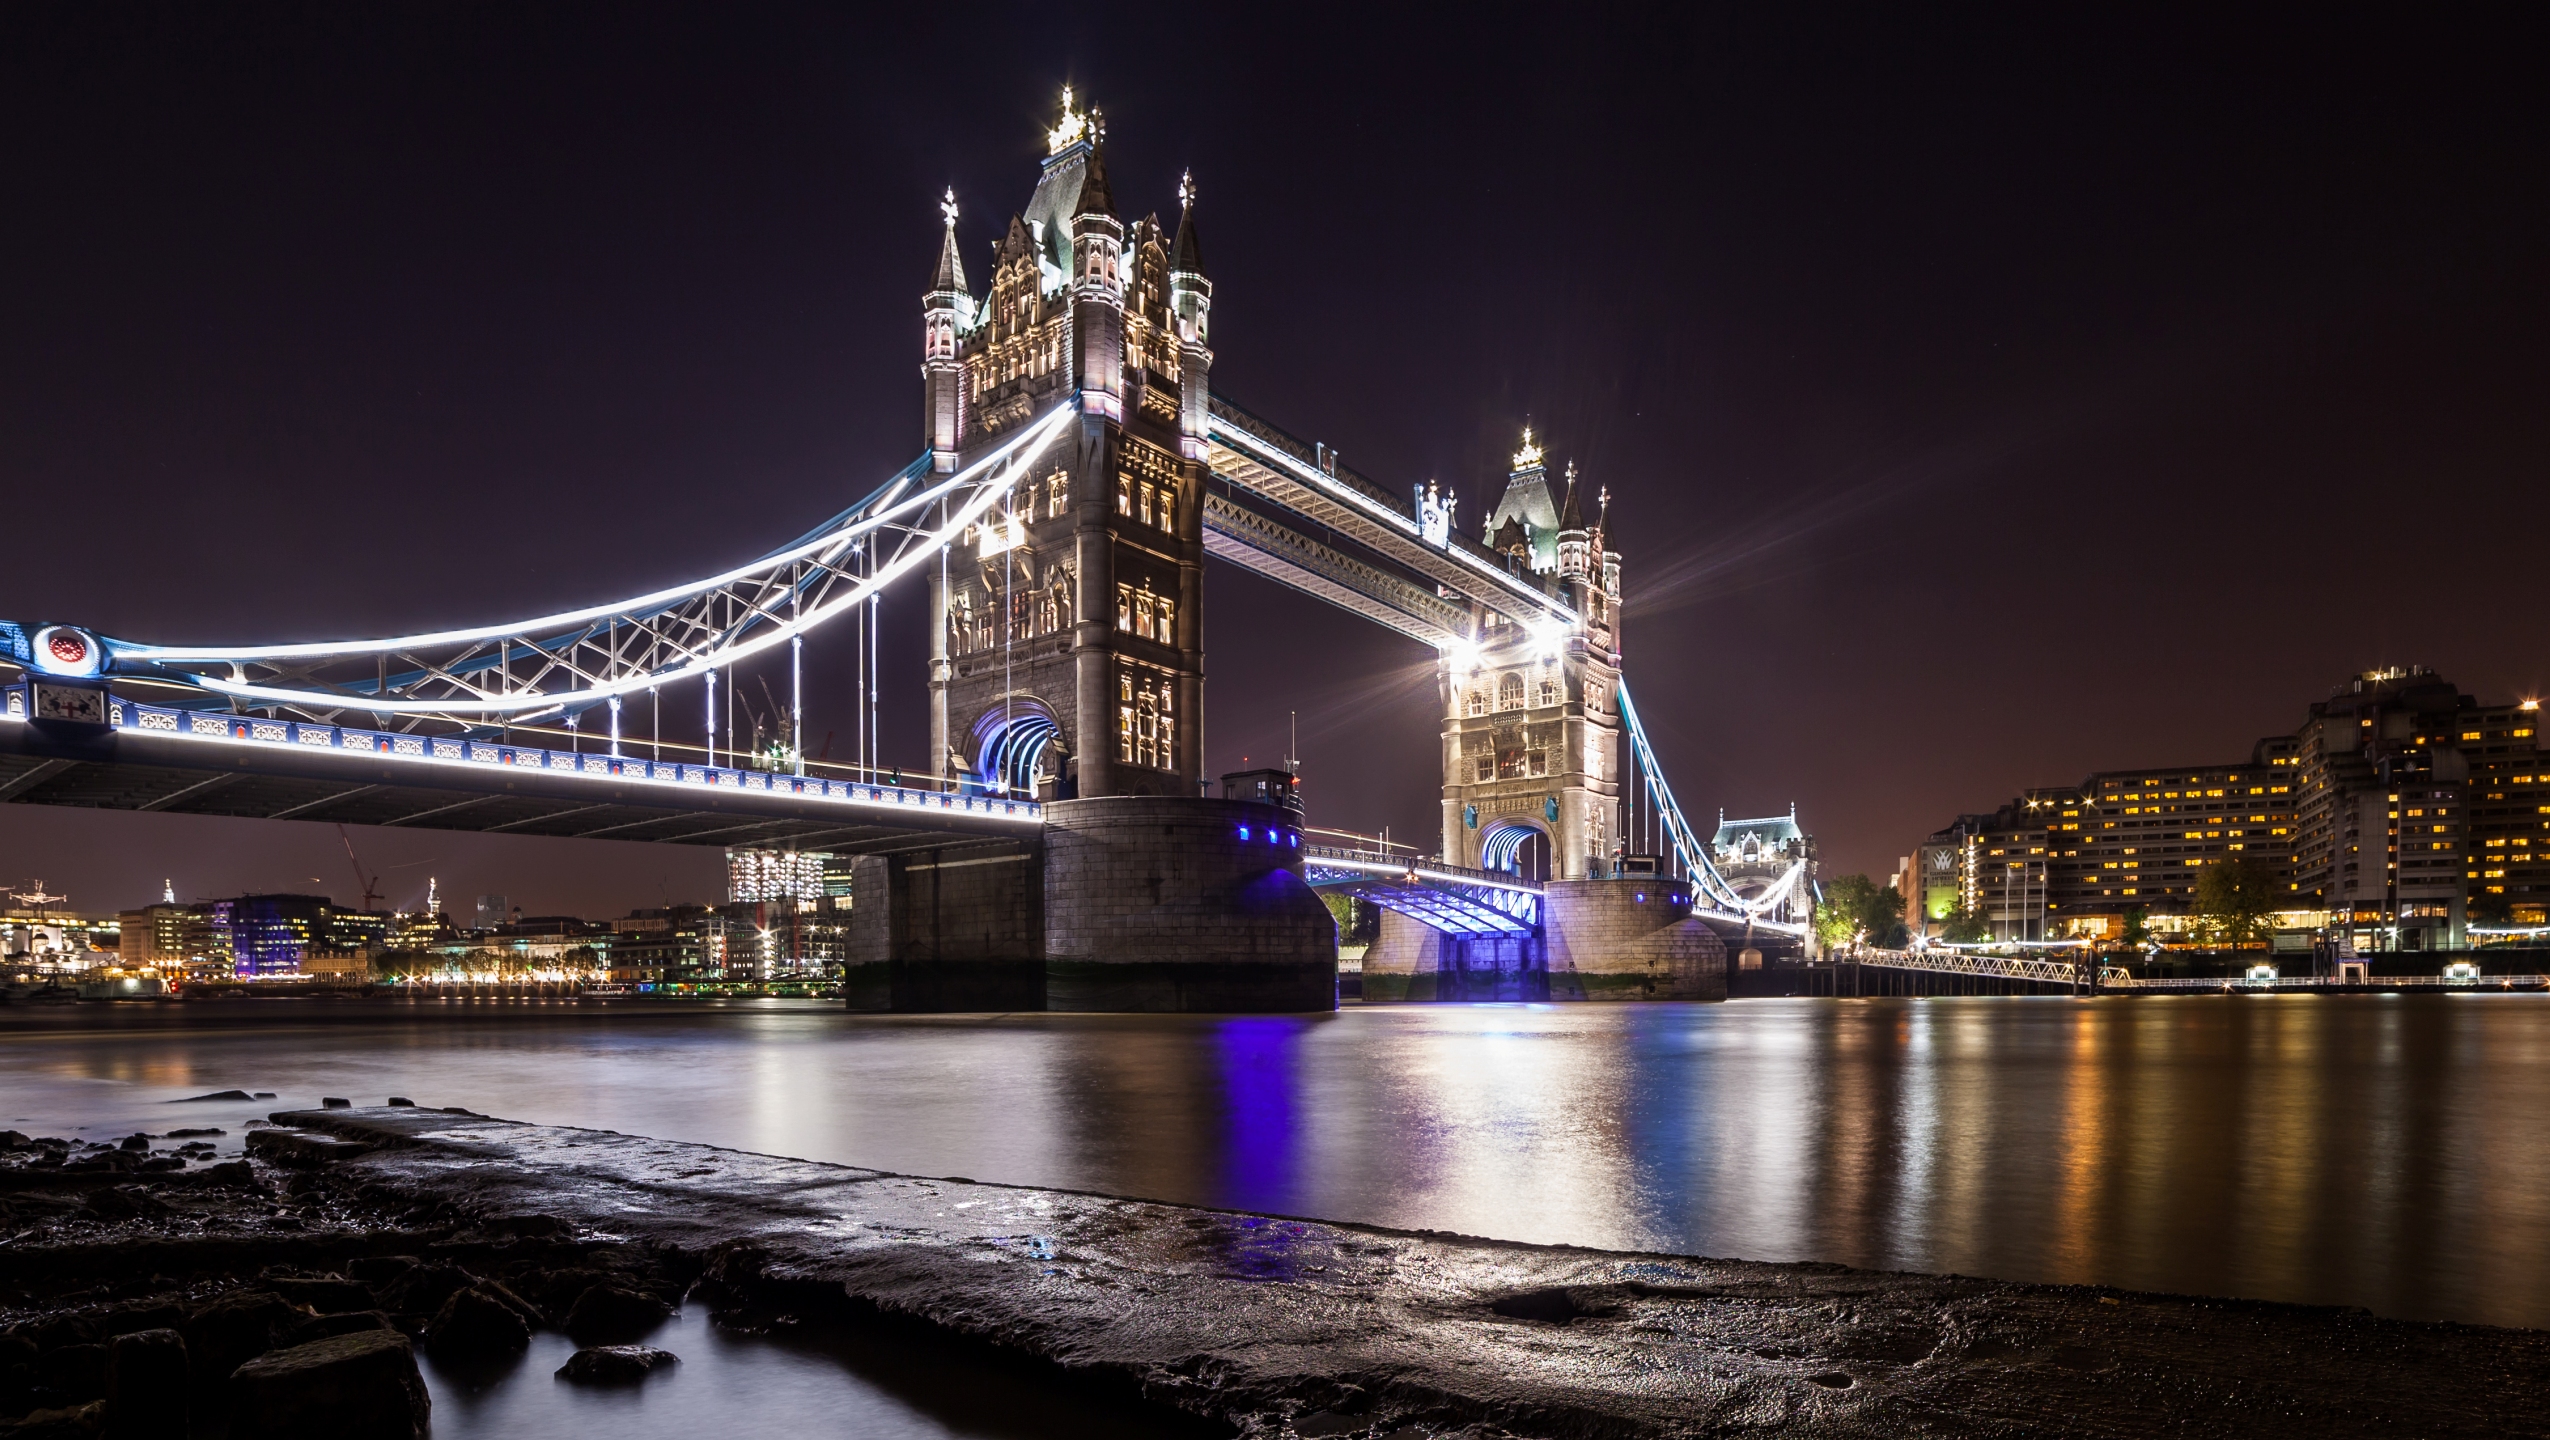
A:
0,686,1038,855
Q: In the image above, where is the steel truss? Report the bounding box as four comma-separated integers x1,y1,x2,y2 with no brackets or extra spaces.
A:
83,404,1082,732
1852,948,2133,987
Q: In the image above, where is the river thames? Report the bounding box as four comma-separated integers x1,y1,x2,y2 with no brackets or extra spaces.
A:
12,994,2549,1336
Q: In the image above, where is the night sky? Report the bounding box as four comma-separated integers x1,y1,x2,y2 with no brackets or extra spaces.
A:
2,6,2543,918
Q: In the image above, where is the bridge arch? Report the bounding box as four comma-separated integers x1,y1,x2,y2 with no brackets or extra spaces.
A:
1480,816,1553,883
966,697,1062,797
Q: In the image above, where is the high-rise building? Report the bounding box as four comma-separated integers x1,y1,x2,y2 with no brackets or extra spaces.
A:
1917,667,2544,951
925,90,1213,800
117,903,190,969
474,894,509,932
726,849,830,906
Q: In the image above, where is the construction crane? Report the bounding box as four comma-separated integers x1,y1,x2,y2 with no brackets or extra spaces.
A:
337,826,383,913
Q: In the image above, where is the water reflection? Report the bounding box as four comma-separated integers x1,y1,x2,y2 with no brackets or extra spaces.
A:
7,995,2550,1327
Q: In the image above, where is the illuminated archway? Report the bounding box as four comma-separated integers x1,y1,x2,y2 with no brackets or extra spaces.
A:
967,698,1061,796
1480,817,1553,883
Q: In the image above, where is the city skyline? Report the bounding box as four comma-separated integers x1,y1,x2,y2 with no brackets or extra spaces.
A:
2,8,2543,907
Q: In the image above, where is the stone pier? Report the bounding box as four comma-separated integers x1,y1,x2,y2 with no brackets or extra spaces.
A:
844,796,1336,1013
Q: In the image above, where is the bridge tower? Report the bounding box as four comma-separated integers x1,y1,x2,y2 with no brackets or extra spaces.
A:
1438,433,1625,882
925,90,1210,801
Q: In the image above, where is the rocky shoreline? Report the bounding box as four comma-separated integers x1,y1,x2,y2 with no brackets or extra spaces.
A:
6,1109,2547,1437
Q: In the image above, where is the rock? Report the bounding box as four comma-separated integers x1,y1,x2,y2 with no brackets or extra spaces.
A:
137,1156,185,1173
2,1401,105,1439
519,1264,620,1313
426,1287,528,1359
174,1090,255,1102
473,1279,545,1329
80,1187,165,1222
102,1328,187,1439
183,1291,297,1390
320,1098,352,1110
265,1277,377,1314
562,1284,671,1344
99,1305,185,1340
288,1311,393,1347
554,1345,678,1384
226,1329,428,1440
205,1160,256,1187
0,1129,29,1149
372,1262,470,1316
252,1092,275,1100
244,1130,372,1166
116,1134,151,1153
345,1256,418,1287
166,1127,224,1138
385,1097,415,1107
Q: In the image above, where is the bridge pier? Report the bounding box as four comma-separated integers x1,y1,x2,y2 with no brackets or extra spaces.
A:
1358,877,1728,1004
844,797,1335,1013
1543,880,1727,1001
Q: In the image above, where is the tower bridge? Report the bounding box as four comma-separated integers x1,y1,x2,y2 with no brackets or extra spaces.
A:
0,91,1810,1012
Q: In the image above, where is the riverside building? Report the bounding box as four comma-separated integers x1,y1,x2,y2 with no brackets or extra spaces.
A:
1917,667,2543,951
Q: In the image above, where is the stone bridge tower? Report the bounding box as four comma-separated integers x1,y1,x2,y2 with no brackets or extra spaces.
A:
1438,432,1625,881
924,90,1213,801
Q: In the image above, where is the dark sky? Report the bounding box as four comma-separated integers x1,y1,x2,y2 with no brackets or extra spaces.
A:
2,4,2543,916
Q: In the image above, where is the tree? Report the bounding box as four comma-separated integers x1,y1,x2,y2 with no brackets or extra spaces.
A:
2194,857,2278,948
2120,906,2149,948
1938,902,1988,944
1815,874,1908,950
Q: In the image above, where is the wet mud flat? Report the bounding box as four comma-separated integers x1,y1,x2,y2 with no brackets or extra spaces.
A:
7,1112,2548,1438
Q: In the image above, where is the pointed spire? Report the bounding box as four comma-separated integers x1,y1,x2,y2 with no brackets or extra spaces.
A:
1172,170,1207,276
1075,138,1115,218
1559,460,1585,530
931,187,967,294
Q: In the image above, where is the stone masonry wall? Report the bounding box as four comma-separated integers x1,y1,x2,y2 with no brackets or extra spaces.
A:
1040,796,1336,1012
1543,878,1727,1001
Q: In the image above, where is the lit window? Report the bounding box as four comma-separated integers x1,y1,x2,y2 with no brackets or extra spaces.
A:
1497,673,1525,711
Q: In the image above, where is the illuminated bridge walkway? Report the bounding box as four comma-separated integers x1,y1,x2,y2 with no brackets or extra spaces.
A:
1301,842,1542,936
0,389,1796,930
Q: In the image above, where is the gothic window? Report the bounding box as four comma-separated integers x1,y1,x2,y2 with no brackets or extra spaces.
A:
1155,597,1176,645
1116,584,1135,633
1475,756,1493,782
1465,690,1486,718
1117,473,1133,516
1139,483,1154,527
1117,669,1175,770
1536,677,1560,708
1528,750,1549,777
1045,577,1069,634
1497,673,1525,712
1118,676,1135,763
1048,472,1070,518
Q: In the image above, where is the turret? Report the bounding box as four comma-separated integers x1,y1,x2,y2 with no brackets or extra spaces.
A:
1168,172,1214,460
1023,89,1125,422
1481,427,1562,574
921,188,975,473
1555,461,1591,582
